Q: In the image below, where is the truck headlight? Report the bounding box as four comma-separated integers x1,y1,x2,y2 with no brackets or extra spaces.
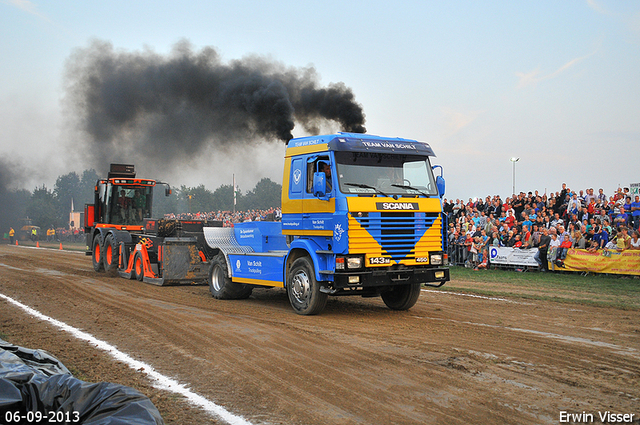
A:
347,256,362,269
430,254,443,265
336,257,345,270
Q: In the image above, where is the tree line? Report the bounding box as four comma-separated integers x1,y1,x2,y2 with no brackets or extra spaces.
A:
0,169,282,232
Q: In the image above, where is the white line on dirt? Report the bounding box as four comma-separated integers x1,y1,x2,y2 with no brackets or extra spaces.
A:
422,289,518,303
0,292,253,425
420,314,639,359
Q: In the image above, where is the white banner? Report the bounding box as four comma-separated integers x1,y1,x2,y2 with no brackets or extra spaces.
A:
489,246,539,267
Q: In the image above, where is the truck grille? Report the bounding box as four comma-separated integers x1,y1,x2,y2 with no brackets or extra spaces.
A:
351,212,441,261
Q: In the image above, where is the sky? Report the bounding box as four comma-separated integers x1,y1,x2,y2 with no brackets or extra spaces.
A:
1,0,639,202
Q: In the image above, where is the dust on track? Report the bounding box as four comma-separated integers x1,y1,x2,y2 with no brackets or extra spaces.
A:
0,244,638,425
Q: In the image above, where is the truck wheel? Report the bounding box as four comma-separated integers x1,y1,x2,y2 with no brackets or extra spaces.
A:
286,257,327,315
103,234,118,276
381,283,421,310
133,252,144,281
208,253,253,299
92,235,104,272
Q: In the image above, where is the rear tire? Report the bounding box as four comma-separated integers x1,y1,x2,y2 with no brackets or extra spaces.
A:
133,252,144,281
103,234,118,276
208,253,253,299
92,235,104,272
381,283,421,310
286,257,327,315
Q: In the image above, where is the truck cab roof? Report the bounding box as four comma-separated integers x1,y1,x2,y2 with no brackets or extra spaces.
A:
286,133,436,157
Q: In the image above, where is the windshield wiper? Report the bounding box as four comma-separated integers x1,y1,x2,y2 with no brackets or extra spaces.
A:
344,183,391,198
391,184,429,197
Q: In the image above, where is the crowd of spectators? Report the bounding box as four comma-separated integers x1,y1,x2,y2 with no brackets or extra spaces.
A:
164,207,282,227
443,184,640,271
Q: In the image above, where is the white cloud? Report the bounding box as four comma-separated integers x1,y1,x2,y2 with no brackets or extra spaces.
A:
440,107,482,138
586,0,611,15
516,50,597,88
3,0,52,22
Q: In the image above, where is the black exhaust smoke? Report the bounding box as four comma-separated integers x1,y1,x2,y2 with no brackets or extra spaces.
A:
64,40,366,168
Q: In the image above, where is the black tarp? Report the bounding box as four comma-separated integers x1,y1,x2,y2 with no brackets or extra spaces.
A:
0,339,164,424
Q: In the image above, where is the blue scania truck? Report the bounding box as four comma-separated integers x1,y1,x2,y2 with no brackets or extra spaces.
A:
203,133,450,315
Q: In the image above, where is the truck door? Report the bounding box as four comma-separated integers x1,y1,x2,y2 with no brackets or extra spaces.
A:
302,156,334,236
281,156,305,233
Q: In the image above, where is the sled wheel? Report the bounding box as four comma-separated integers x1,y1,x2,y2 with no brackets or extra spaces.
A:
134,252,144,281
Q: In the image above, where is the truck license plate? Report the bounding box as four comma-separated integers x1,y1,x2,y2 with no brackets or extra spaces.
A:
369,257,391,265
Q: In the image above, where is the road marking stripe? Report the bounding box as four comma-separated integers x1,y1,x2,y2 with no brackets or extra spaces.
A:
0,293,253,425
422,289,517,303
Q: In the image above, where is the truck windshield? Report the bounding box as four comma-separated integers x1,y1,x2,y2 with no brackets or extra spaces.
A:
335,151,438,197
106,184,154,225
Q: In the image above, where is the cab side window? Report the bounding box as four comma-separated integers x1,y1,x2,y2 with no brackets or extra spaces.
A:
306,156,330,193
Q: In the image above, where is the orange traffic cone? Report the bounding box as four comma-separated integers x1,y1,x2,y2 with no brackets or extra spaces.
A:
36,241,40,248
15,240,18,246
59,242,63,250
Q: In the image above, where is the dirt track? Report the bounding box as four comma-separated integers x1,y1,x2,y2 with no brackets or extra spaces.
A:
0,244,639,424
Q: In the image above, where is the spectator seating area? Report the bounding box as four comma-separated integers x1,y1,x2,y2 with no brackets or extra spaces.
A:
443,185,640,272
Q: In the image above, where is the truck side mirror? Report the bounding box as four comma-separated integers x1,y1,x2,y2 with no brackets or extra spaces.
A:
165,185,172,196
436,175,445,198
313,172,327,198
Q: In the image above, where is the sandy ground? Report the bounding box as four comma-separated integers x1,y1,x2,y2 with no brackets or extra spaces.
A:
0,244,638,424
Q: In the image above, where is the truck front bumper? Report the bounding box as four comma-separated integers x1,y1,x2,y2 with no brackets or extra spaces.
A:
331,267,450,290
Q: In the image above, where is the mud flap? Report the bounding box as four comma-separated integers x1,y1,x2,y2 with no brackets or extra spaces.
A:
144,237,208,286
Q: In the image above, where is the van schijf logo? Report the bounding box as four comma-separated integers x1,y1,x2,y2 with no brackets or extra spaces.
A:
334,224,345,241
376,202,419,210
293,169,302,185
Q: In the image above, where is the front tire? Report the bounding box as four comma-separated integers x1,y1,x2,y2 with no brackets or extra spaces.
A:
286,257,327,315
381,283,421,310
208,253,253,299
92,235,104,272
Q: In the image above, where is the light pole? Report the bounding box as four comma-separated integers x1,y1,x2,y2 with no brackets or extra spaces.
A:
510,157,520,195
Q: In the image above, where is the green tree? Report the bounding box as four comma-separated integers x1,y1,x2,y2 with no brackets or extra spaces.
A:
26,185,60,228
243,178,282,209
180,184,216,213
212,184,238,211
54,172,81,219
